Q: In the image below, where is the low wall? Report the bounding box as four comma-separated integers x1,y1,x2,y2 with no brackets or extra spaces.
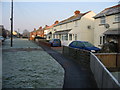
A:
63,46,90,68
95,53,120,68
62,46,120,88
90,53,120,88
37,40,51,47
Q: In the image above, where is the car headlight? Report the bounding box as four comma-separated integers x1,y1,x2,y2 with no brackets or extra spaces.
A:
91,50,95,52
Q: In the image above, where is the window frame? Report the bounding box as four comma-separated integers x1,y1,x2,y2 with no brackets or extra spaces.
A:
74,21,78,27
115,14,120,22
100,17,106,24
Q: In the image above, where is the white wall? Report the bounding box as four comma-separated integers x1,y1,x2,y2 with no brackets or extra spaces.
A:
94,14,119,47
53,11,96,46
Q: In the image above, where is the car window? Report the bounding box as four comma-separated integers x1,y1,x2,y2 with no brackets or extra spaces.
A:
76,42,84,47
54,39,60,41
83,42,94,47
71,41,77,46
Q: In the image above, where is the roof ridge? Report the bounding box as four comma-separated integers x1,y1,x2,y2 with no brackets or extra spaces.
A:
57,11,91,24
104,4,120,11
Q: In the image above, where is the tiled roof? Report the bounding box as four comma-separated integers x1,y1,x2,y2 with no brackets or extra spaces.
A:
94,4,120,19
53,29,72,34
46,23,57,29
55,11,91,26
104,28,120,35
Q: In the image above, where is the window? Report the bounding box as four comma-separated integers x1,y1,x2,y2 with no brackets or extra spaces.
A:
103,36,105,44
62,34,68,41
60,25,62,28
75,34,77,40
75,21,78,27
83,42,94,47
53,35,55,38
56,35,58,39
77,42,84,47
100,36,105,45
66,23,68,28
71,41,77,46
115,14,120,22
69,34,72,40
65,34,68,40
100,17,106,24
59,34,61,39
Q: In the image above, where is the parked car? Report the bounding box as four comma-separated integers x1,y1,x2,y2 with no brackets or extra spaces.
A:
49,39,61,47
0,36,5,42
69,41,100,52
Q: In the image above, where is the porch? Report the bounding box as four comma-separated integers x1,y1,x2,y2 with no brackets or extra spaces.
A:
53,29,77,46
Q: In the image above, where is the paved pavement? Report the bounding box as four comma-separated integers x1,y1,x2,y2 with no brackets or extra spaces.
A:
2,38,64,88
37,42,98,88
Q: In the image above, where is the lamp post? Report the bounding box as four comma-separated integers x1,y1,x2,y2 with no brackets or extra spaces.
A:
10,0,13,47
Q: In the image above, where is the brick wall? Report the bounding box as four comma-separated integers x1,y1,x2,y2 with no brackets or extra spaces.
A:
63,46,90,68
38,40,51,47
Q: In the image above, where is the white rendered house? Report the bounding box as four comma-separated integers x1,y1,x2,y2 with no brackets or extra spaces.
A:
52,10,96,46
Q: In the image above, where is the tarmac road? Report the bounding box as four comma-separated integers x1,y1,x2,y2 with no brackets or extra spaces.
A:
38,43,98,88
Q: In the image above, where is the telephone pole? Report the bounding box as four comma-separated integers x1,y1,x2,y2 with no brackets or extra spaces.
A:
10,0,13,47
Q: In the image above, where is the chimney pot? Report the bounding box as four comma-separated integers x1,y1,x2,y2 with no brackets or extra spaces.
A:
54,21,59,24
39,26,42,29
34,28,36,31
74,10,80,16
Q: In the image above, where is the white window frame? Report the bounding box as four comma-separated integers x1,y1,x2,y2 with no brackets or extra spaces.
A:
69,34,72,40
75,34,77,40
66,23,68,29
115,14,120,22
74,21,78,27
100,35,105,45
100,17,106,24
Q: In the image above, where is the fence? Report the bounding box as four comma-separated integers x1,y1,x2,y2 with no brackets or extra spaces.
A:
62,46,120,88
95,53,120,68
90,53,120,88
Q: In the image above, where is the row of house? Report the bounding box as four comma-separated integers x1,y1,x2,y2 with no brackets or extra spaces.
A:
30,4,120,51
0,25,11,38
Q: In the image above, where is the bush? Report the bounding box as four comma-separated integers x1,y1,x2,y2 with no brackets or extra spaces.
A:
100,42,118,53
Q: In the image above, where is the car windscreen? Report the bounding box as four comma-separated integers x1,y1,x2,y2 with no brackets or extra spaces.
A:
83,42,94,47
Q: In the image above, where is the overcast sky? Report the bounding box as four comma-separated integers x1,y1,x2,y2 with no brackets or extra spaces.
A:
1,0,119,33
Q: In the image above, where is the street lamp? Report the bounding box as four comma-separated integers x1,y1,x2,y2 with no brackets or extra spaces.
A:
10,0,13,47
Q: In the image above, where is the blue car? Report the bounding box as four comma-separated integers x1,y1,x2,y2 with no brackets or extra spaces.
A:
49,39,61,47
69,41,100,52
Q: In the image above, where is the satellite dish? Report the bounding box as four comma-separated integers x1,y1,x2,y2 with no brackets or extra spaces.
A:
104,24,110,28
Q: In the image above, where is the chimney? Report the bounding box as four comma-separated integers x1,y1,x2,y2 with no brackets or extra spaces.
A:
39,26,42,29
54,21,59,24
74,10,80,16
45,25,48,27
34,28,36,31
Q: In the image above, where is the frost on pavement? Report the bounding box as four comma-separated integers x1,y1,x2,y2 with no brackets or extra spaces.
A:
2,39,64,88
2,38,41,49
